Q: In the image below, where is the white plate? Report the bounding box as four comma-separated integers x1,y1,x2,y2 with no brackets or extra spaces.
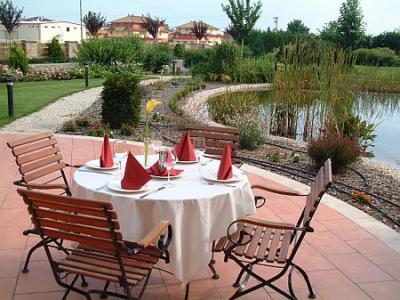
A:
108,180,148,193
85,159,118,170
201,169,242,183
150,172,183,179
177,160,197,164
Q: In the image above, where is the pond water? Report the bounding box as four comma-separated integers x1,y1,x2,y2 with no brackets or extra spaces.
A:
209,90,400,169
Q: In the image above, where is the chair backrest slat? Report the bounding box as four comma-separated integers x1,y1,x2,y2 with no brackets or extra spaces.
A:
7,131,52,148
20,154,64,174
12,138,58,156
17,146,60,165
23,162,66,183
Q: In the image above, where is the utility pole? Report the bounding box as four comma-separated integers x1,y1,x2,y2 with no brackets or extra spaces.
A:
273,16,278,31
80,0,83,42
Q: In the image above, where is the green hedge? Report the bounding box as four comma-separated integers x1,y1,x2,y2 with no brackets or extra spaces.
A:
354,47,400,67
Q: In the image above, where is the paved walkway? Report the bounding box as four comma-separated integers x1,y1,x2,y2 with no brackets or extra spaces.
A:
1,133,400,299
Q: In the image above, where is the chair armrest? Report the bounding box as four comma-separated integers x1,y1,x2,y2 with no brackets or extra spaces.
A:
237,216,295,230
26,183,68,191
137,220,172,248
65,163,83,168
251,184,308,197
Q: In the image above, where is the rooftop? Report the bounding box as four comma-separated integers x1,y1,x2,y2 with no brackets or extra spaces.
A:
176,21,219,31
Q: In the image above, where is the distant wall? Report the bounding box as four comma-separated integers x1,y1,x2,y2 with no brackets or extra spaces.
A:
0,41,78,61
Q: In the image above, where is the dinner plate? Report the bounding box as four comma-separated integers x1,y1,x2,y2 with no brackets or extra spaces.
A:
150,172,184,179
108,180,148,193
85,159,118,170
201,169,242,183
177,160,198,164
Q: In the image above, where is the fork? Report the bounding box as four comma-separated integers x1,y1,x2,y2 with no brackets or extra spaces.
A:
96,182,110,191
206,182,237,188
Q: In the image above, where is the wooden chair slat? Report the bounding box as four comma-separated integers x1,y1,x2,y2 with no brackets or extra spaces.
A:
35,209,120,230
186,124,239,134
13,138,58,156
234,224,255,256
16,146,60,165
31,199,117,219
7,131,52,148
256,227,272,260
38,219,122,240
23,162,66,183
20,154,63,174
244,225,264,259
266,229,282,263
43,228,118,250
276,230,292,263
214,236,229,252
20,189,113,210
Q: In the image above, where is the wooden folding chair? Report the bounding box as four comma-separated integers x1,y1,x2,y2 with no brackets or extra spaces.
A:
18,189,172,300
214,159,332,300
7,131,80,273
185,124,239,160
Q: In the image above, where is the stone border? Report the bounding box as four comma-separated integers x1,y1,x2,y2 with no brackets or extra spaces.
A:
241,163,400,254
181,83,272,125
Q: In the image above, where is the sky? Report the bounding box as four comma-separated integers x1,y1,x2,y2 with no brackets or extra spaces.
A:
13,0,400,35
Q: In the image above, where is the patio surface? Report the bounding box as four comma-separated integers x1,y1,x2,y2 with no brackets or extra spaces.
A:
1,132,400,300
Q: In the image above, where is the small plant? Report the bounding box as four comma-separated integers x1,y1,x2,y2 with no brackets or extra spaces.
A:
221,74,232,83
62,120,78,132
120,123,136,136
293,153,303,163
271,151,282,163
88,122,113,137
174,43,185,58
308,132,361,174
8,43,28,73
153,80,167,90
152,111,165,122
75,116,90,127
160,64,171,75
47,37,65,62
239,123,265,150
351,190,372,204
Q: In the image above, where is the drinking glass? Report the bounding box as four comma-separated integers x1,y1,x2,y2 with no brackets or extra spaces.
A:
162,148,177,187
193,137,206,165
150,131,163,154
113,140,128,176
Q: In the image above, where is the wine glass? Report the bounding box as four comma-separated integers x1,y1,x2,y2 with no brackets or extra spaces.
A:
150,131,163,154
113,140,128,176
162,148,177,187
193,137,206,165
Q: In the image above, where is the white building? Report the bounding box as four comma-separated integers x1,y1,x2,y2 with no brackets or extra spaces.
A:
0,17,85,43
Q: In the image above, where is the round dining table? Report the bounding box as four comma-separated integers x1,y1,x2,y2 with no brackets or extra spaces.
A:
72,154,256,284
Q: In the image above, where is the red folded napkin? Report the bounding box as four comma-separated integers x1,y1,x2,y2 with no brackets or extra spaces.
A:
121,152,151,189
217,144,233,180
175,131,196,161
147,150,183,177
99,134,114,168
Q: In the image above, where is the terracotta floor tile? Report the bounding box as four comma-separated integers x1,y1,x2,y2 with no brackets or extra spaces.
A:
0,226,28,249
348,239,400,265
320,219,375,241
0,277,17,300
0,249,24,278
293,242,336,272
325,253,393,283
358,281,400,300
166,277,220,300
214,277,271,299
314,204,346,221
378,263,400,281
305,231,356,256
0,208,32,228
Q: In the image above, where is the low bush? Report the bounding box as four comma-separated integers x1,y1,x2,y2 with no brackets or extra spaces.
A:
47,37,66,63
239,123,265,150
89,63,143,78
169,79,206,113
142,43,173,73
75,116,91,127
120,123,136,136
8,43,29,74
308,132,361,173
62,120,78,132
88,122,113,137
174,44,185,58
183,48,212,68
209,42,241,75
230,55,275,83
101,73,141,129
354,48,400,67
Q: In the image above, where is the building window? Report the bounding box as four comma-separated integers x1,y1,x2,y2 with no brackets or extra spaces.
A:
73,27,77,29
66,27,70,32
51,26,55,28
44,26,48,28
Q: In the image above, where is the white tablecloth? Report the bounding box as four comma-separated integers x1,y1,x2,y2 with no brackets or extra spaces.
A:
72,155,256,284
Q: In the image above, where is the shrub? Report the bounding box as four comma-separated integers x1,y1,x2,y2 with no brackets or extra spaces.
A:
47,37,66,62
354,48,400,67
230,55,275,83
101,73,141,129
8,43,29,73
62,120,78,132
308,132,361,173
209,42,240,75
88,122,113,137
120,123,136,136
89,63,143,78
142,43,173,73
239,123,265,150
77,37,144,65
184,48,212,68
75,116,91,127
174,44,185,58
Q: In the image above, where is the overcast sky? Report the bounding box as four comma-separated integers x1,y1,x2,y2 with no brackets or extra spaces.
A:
14,0,400,35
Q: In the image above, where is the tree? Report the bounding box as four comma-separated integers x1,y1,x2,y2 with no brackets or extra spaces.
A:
287,19,309,34
221,0,262,43
336,0,365,49
47,37,65,62
319,21,340,44
83,11,106,37
373,31,400,54
191,20,208,42
142,15,165,40
0,0,23,42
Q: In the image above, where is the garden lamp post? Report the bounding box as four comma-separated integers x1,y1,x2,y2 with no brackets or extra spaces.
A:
6,74,16,117
84,61,89,87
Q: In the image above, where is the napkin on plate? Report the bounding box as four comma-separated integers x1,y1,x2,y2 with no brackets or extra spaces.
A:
121,152,151,189
217,144,233,180
175,131,197,161
147,149,183,176
100,134,114,168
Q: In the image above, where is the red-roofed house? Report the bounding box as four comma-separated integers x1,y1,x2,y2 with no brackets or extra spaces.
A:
169,21,225,46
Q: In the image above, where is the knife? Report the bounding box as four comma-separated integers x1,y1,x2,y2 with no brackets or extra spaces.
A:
77,169,115,175
140,186,166,199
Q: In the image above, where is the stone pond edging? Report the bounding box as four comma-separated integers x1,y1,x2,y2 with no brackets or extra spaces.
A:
181,83,272,126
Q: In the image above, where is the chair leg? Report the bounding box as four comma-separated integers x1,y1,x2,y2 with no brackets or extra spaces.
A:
80,275,89,287
22,237,51,273
100,281,110,299
208,259,219,280
62,274,79,300
290,263,316,299
185,283,190,300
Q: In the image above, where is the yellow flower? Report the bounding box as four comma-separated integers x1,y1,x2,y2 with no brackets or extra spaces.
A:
146,99,161,113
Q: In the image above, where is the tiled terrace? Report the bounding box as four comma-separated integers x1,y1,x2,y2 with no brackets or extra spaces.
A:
0,132,400,300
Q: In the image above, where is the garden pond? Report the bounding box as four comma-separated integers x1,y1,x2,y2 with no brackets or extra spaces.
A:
209,90,400,168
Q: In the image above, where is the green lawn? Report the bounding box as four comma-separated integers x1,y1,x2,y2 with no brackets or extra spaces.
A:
0,78,104,128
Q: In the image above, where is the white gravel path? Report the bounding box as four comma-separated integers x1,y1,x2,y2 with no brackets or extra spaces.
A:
0,87,103,133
